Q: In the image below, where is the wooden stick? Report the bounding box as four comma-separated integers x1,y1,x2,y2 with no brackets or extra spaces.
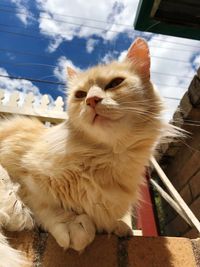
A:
151,157,200,233
150,178,192,226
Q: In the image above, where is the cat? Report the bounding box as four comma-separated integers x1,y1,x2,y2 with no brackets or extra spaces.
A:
0,38,172,266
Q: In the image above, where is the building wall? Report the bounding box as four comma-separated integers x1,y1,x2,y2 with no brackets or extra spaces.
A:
156,68,200,238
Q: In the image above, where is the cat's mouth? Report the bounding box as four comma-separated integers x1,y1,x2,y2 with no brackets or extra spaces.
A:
92,111,122,125
90,107,123,125
92,112,112,125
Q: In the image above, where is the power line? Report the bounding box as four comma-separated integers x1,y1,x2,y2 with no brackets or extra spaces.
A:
0,74,65,86
0,22,63,38
151,56,190,64
152,71,192,79
0,29,44,39
0,60,56,68
151,38,200,49
0,3,197,52
0,30,47,39
155,82,186,89
0,31,193,64
0,24,198,53
150,45,197,53
0,3,137,28
0,74,187,95
0,47,194,79
0,6,200,49
0,47,55,59
0,8,130,34
0,59,194,81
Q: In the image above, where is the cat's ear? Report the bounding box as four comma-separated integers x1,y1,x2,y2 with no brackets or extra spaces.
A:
126,38,150,79
67,66,77,79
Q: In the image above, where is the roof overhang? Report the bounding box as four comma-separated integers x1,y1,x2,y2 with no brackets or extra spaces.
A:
134,0,200,40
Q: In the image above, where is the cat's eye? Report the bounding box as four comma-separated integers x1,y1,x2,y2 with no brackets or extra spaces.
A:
75,90,87,99
105,77,125,90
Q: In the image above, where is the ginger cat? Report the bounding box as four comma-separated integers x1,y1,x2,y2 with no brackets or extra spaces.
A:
0,38,169,266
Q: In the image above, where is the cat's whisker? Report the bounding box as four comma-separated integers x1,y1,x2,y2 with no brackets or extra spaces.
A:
118,100,155,106
38,74,59,80
119,99,156,103
116,96,160,105
171,119,200,127
120,103,160,109
119,110,159,124
179,139,200,153
119,107,159,117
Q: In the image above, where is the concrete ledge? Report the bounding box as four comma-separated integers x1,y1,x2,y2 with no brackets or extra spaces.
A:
7,231,200,267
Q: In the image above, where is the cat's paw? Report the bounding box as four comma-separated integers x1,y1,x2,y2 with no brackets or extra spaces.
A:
68,214,96,251
113,220,133,237
50,223,70,249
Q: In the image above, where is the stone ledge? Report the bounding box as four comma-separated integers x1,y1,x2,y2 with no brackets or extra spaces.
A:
7,231,200,267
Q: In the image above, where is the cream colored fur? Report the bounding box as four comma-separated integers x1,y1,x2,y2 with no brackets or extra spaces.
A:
0,38,170,265
0,165,34,267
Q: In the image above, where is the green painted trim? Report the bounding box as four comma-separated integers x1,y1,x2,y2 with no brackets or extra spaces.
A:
134,0,200,41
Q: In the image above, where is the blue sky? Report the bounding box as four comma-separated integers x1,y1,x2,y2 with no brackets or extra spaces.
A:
0,0,200,119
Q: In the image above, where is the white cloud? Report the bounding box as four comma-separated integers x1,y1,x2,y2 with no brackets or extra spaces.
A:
193,53,200,70
118,50,127,62
0,68,40,94
148,35,198,100
11,0,32,25
0,67,54,107
86,38,99,53
101,51,119,64
47,36,64,53
36,0,140,51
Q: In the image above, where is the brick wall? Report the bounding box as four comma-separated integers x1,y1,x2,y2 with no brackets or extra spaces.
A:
7,231,200,267
155,67,200,238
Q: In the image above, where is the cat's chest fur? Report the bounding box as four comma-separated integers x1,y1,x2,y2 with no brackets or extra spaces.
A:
43,149,143,228
0,121,146,231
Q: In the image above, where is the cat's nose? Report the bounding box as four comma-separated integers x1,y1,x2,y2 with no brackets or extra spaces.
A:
86,96,102,108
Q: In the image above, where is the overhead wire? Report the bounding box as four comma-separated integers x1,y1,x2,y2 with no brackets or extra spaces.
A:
0,74,65,85
0,29,197,54
0,23,199,53
0,30,193,64
0,7,133,34
0,48,194,79
0,74,186,96
0,3,197,103
0,47,55,59
0,3,137,28
0,6,200,49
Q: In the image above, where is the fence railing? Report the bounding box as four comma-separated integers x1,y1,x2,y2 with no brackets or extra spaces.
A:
0,89,67,123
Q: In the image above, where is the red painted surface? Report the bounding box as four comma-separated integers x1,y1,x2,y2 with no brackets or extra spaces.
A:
136,170,158,236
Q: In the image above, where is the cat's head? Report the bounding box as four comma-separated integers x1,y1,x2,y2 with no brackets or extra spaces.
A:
66,38,163,150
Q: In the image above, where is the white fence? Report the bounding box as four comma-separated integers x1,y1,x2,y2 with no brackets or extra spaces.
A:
0,89,67,123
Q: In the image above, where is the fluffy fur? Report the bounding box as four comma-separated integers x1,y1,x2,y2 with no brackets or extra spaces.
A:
0,165,34,266
0,38,170,265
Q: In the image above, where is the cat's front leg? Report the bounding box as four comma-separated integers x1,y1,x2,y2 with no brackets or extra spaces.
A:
35,207,96,251
113,220,133,237
68,214,96,251
52,213,96,251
